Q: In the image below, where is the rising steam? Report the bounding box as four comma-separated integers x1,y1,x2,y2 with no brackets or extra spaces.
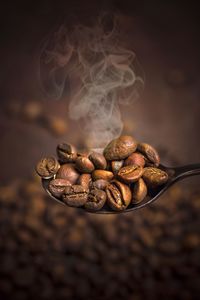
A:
39,14,144,148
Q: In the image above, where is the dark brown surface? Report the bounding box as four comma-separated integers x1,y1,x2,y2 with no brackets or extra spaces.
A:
0,1,200,299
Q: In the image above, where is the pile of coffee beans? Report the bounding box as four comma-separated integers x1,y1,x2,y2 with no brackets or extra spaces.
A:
1,176,200,300
36,136,169,211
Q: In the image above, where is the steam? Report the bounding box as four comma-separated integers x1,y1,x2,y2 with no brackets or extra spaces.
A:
39,14,144,148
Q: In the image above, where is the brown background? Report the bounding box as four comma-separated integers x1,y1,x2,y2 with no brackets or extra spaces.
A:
0,1,200,300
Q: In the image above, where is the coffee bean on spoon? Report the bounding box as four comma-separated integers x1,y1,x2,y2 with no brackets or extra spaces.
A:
56,143,77,163
142,167,168,188
49,178,71,198
137,143,160,167
104,135,137,160
62,185,88,207
56,164,79,184
89,152,107,170
92,179,109,190
77,174,92,189
132,178,147,204
92,170,114,181
111,160,124,174
36,157,60,179
117,165,144,184
75,156,95,173
85,189,107,211
124,152,145,167
106,180,131,211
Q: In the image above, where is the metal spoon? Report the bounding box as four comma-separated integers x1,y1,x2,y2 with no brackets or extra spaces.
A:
42,163,200,214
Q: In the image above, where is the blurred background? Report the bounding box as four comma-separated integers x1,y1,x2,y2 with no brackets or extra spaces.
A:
0,1,200,299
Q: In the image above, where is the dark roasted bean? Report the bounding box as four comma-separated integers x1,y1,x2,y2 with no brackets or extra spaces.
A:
117,165,144,183
62,185,88,207
137,143,160,167
77,174,92,189
92,170,114,181
104,135,137,160
89,152,107,170
92,179,109,190
56,164,79,184
75,156,95,173
143,167,168,188
85,189,107,211
35,157,60,179
56,143,77,163
49,179,71,198
132,178,147,204
106,180,131,211
124,152,145,167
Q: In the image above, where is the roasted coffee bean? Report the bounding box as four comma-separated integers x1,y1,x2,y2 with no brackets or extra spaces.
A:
124,152,145,167
56,164,79,184
36,157,60,179
104,135,137,160
132,178,147,204
117,165,144,184
111,160,124,174
77,174,92,189
137,143,160,167
92,179,109,190
89,152,107,170
62,185,88,207
49,179,71,198
92,170,114,181
106,180,131,211
75,156,95,173
56,143,77,163
85,189,107,211
143,167,168,188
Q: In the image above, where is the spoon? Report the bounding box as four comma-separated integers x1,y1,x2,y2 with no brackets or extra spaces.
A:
42,163,200,214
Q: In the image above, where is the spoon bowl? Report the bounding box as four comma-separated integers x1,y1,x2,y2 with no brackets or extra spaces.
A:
42,163,200,214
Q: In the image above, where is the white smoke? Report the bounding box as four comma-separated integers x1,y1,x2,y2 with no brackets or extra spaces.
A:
39,14,144,148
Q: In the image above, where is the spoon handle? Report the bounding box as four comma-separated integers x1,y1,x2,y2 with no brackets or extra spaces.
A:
174,163,200,179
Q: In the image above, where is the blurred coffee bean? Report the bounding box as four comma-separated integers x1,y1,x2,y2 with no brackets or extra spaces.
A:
57,143,77,163
89,152,107,170
77,174,92,189
106,180,131,211
75,156,95,173
0,184,19,204
104,135,137,160
35,157,60,179
49,178,71,198
137,143,160,167
92,170,114,181
117,165,144,183
56,163,79,184
22,101,42,121
44,115,68,136
143,167,168,188
85,189,107,211
28,196,46,216
13,267,35,287
124,152,145,167
62,185,88,207
22,180,43,197
132,178,147,204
